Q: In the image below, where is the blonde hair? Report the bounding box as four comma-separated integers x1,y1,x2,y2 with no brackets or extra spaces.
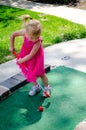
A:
21,14,42,40
25,19,42,39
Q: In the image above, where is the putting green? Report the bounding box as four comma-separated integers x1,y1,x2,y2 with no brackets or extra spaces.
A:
0,66,86,130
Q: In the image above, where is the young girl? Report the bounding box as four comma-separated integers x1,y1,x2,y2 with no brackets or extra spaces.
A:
9,15,51,97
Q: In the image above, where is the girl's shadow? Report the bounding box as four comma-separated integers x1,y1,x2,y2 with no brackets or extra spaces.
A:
18,89,47,125
0,84,51,129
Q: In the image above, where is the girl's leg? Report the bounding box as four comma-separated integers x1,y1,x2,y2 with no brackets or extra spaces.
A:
40,73,48,86
40,74,51,97
32,81,38,86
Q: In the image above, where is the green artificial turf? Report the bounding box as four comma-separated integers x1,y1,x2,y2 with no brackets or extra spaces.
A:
0,66,86,130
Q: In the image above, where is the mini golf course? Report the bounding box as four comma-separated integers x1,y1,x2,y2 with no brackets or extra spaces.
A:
0,66,86,130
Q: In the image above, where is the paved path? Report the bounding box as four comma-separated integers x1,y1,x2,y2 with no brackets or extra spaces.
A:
0,38,86,83
0,0,86,83
0,0,86,26
45,38,86,72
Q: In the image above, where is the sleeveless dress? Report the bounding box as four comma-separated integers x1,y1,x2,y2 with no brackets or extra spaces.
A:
17,35,45,82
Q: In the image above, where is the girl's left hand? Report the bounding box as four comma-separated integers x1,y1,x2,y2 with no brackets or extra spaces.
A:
17,58,23,64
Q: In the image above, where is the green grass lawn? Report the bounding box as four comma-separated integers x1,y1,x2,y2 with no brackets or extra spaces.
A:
0,5,86,64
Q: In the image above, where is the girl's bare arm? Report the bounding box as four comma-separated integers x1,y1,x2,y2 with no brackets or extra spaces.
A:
9,29,25,52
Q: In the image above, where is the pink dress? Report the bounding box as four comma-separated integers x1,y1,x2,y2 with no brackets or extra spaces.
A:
17,35,45,82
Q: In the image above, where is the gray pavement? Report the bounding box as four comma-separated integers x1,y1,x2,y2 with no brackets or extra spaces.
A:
0,0,86,26
0,0,86,83
45,38,86,72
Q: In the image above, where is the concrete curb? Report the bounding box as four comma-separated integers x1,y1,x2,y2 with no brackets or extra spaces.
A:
0,64,50,101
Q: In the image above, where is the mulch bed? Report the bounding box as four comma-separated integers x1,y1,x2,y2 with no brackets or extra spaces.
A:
28,0,86,10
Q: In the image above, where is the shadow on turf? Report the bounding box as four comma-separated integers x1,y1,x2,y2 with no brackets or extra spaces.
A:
0,84,51,130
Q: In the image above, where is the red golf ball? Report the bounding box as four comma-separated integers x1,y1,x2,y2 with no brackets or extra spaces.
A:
38,106,44,111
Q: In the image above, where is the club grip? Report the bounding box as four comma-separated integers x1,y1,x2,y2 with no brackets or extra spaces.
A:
13,51,27,69
13,51,20,59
